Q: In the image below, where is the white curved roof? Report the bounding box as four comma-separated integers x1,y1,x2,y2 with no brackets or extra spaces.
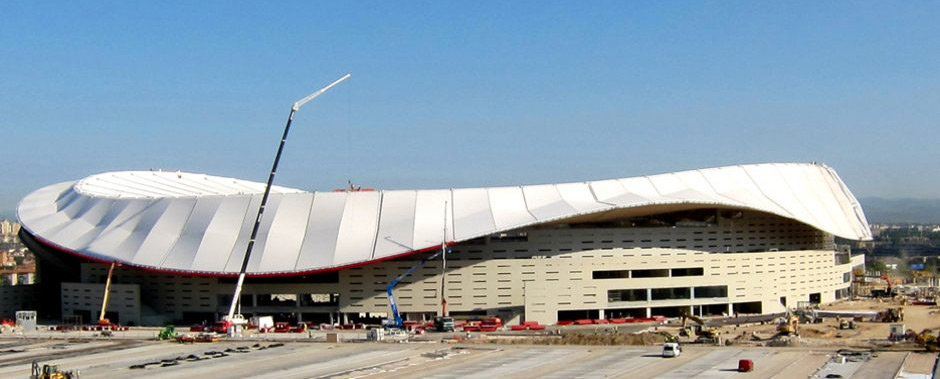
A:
17,163,871,276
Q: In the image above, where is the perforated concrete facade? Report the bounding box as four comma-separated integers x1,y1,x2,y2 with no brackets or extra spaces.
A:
60,210,862,326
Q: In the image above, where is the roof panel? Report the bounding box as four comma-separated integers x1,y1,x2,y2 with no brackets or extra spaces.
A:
257,193,314,273
588,179,628,203
112,199,174,264
374,191,417,259
413,190,453,251
452,188,496,240
86,200,160,262
556,182,606,212
222,195,264,272
162,197,224,269
522,185,576,219
190,196,253,272
617,177,667,202
486,187,536,230
333,192,382,266
294,192,346,269
50,198,116,251
132,198,197,268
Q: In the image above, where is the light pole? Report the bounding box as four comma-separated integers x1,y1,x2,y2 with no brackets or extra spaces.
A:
225,74,352,325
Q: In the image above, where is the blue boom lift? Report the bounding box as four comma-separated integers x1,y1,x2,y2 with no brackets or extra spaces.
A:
386,249,447,329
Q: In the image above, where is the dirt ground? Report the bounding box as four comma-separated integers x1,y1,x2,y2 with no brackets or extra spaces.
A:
456,298,940,350
687,298,940,349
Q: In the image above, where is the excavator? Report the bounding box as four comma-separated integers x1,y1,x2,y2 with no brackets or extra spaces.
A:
914,329,940,351
679,312,721,344
776,314,800,336
31,361,79,379
878,273,897,298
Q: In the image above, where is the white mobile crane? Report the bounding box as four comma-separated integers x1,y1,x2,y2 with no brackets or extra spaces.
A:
223,74,351,335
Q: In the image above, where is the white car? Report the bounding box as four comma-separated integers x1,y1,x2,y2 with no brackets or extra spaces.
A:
662,342,681,358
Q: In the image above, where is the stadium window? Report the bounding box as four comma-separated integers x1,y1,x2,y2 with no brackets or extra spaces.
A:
631,269,669,278
693,286,728,298
607,289,647,302
593,270,629,279
650,287,691,300
671,268,704,277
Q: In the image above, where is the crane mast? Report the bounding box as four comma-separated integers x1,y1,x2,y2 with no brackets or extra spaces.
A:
224,74,351,328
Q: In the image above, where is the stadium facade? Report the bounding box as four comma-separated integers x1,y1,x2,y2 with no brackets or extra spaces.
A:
17,162,870,326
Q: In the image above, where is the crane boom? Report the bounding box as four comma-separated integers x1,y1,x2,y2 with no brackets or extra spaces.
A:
386,249,446,328
225,74,351,324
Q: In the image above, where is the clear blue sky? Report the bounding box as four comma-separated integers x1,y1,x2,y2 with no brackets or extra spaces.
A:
2,1,938,218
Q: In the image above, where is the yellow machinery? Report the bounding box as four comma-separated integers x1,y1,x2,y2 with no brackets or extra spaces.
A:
776,315,799,336
915,329,939,351
680,313,720,344
31,361,79,379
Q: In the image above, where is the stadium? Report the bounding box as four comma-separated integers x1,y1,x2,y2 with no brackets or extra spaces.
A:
16,162,870,326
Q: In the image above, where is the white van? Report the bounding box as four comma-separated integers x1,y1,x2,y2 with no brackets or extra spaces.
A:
662,342,681,358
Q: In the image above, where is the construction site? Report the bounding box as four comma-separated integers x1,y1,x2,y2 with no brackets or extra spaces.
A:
3,274,939,379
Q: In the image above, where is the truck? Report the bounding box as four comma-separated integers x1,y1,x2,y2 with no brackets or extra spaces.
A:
433,316,455,332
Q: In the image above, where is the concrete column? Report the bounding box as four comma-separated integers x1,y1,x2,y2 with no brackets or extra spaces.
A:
727,303,733,316
598,309,605,319
342,313,348,324
645,307,651,318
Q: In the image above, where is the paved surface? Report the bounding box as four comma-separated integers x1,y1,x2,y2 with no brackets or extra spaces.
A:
0,337,934,378
900,352,937,377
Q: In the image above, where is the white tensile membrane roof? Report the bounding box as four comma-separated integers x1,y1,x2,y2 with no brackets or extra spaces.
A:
17,163,871,277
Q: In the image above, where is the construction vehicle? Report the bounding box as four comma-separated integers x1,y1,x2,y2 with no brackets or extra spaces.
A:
433,316,455,332
385,249,448,329
220,75,351,340
30,361,79,379
679,313,720,344
195,333,220,342
776,314,800,336
879,273,897,298
158,325,178,340
877,307,904,323
795,308,820,324
656,330,680,343
290,322,308,333
914,329,940,351
253,316,274,333
837,317,857,330
273,322,292,333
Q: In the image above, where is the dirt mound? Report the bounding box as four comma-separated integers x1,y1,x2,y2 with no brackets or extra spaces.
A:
799,328,836,338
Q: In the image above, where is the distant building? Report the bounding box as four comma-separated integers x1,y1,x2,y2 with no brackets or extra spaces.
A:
0,220,21,243
17,163,871,325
